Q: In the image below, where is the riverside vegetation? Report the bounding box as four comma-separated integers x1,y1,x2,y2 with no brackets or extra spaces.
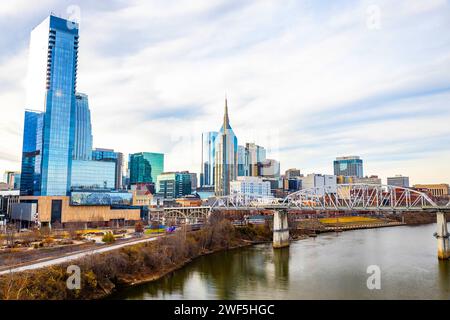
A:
0,214,271,300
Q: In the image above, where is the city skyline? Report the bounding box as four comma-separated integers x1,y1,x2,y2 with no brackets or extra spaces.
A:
1,1,450,185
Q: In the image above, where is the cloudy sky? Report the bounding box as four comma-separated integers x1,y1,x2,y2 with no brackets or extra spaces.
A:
0,0,449,185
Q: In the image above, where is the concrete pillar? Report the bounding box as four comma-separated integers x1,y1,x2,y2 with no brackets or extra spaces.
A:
436,212,450,260
273,210,289,248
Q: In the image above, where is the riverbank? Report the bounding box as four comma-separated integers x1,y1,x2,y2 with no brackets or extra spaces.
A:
0,217,272,300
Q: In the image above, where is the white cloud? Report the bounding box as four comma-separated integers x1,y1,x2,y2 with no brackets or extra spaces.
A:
0,0,450,184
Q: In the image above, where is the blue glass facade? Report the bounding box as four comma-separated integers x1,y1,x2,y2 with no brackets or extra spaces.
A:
20,110,44,195
37,16,79,196
92,148,124,190
71,160,115,190
92,148,118,161
129,152,164,185
200,131,217,187
333,156,364,178
73,93,93,160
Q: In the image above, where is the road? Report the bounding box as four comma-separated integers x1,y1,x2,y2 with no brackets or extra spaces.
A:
0,236,158,275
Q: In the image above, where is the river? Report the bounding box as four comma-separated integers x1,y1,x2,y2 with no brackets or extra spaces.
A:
112,223,450,299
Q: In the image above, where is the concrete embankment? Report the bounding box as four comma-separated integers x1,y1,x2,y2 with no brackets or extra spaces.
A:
322,221,406,232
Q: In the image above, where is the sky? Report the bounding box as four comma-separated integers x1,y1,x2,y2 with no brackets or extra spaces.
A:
0,0,449,185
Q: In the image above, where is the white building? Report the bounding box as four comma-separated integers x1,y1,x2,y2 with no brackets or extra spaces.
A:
300,174,337,195
230,176,272,197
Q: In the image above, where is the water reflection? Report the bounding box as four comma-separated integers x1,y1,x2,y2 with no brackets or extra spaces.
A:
112,224,450,300
437,260,450,298
272,247,289,286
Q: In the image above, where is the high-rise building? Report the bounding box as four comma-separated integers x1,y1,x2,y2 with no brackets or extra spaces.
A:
92,148,124,190
200,131,218,187
237,145,246,177
387,175,409,188
24,15,79,196
156,172,192,199
73,93,93,161
187,172,198,191
242,143,266,177
129,152,164,185
333,156,363,178
214,99,238,196
20,110,44,195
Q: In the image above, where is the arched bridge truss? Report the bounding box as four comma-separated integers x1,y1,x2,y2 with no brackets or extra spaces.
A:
160,206,210,223
210,184,441,212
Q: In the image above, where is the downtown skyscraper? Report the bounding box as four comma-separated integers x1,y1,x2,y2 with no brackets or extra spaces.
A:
200,131,218,187
214,99,238,196
20,15,79,196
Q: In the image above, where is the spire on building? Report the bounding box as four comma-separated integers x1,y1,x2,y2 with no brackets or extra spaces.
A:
223,97,231,130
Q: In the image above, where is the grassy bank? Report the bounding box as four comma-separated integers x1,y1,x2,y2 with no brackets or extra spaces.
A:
0,215,271,300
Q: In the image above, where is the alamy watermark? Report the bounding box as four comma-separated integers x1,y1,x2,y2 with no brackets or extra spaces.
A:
366,5,381,30
366,265,381,290
66,5,81,30
66,264,81,290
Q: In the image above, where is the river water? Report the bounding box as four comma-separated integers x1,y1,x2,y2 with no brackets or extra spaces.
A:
113,223,450,300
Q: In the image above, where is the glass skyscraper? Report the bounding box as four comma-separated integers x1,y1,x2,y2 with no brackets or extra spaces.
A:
20,110,44,195
156,172,192,199
214,99,238,196
73,93,93,161
200,131,218,187
333,156,364,178
237,145,246,177
24,15,79,196
129,152,164,185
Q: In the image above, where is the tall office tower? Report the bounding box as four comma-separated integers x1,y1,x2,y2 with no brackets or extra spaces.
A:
129,152,164,185
214,99,238,196
244,142,266,176
73,93,93,160
24,15,79,195
333,156,363,178
237,145,246,176
200,131,218,187
20,110,44,195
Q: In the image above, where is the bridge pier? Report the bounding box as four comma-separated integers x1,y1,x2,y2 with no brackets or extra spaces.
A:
436,211,450,260
273,210,289,248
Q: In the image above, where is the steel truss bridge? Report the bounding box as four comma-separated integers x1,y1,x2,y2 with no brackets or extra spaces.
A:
159,184,450,218
210,184,448,212
158,184,450,259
